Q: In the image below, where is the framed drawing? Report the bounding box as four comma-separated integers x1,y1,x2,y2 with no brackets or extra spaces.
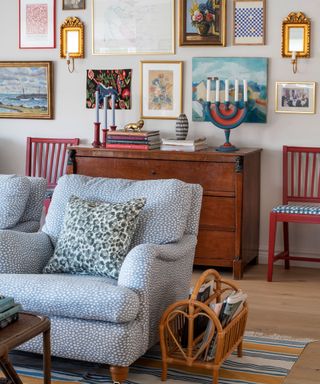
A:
0,62,53,119
275,82,316,114
233,0,265,45
19,0,56,48
63,0,85,10
140,61,183,119
92,0,175,55
179,0,226,46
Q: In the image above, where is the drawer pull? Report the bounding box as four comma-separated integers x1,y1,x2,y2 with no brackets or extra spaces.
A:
151,170,156,175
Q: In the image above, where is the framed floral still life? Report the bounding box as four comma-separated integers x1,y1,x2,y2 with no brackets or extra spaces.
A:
275,82,316,114
140,61,183,119
179,0,226,46
19,0,56,48
0,62,53,119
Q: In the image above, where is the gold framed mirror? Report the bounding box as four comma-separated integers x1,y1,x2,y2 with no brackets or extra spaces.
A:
282,12,310,58
60,17,84,59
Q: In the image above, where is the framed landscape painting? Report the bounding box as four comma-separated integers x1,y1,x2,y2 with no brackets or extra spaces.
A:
192,57,268,123
0,62,53,119
140,61,183,119
275,82,316,114
179,0,226,46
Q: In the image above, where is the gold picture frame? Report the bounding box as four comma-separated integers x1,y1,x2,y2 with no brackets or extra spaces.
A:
140,61,183,120
179,0,226,46
281,12,311,58
275,81,316,114
60,17,84,59
0,61,53,119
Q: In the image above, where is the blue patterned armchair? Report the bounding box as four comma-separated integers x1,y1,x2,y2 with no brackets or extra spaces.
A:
0,174,202,383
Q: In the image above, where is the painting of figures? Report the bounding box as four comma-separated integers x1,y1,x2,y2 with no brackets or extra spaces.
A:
192,57,268,123
0,62,53,119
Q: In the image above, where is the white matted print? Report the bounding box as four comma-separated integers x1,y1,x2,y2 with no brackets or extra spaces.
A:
275,82,316,114
140,61,183,119
19,0,56,48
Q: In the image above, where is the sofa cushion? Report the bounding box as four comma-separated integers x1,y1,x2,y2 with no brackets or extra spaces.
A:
43,175,194,247
43,195,146,279
0,175,31,229
0,274,140,323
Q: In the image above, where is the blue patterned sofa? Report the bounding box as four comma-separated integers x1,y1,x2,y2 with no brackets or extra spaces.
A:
0,174,202,383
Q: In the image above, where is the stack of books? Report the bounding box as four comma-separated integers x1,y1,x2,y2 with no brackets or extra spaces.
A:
0,296,22,329
106,130,161,150
161,137,208,152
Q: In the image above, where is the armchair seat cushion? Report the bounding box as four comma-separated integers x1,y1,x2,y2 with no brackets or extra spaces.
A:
0,274,140,323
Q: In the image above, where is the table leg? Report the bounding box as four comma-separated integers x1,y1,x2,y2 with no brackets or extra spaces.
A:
0,353,23,384
43,327,51,384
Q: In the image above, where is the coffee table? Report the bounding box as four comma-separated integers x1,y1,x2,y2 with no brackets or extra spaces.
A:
0,312,51,384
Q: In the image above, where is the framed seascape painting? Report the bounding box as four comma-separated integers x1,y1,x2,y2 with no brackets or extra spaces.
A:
275,82,316,114
92,0,175,55
233,0,265,45
140,61,183,119
19,0,56,48
63,0,85,10
192,57,268,123
179,0,226,46
0,62,53,119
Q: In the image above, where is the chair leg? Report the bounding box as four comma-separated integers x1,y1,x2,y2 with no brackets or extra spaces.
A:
109,366,129,384
267,213,277,282
212,367,219,384
283,222,290,270
237,341,243,357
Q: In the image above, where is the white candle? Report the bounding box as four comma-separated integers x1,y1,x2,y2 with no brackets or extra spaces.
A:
243,80,248,102
292,51,297,61
234,79,239,102
215,80,220,102
225,80,229,102
206,77,211,102
111,94,115,125
95,91,99,123
103,96,108,129
66,50,70,61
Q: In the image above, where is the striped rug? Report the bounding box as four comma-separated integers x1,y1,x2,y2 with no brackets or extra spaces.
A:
8,334,309,384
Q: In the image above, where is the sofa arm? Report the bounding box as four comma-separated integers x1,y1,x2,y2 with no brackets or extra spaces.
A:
0,230,54,273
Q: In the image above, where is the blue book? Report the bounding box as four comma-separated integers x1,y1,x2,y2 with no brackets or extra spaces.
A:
0,297,15,312
0,303,22,322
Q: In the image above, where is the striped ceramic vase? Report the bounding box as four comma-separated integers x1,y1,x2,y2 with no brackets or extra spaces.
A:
175,113,189,140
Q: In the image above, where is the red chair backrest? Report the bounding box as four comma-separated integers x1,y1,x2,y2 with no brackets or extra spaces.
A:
283,146,320,205
25,137,79,189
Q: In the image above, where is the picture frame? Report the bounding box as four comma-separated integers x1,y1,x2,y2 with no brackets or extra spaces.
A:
19,0,56,48
92,0,175,55
275,82,316,114
233,0,265,45
179,0,226,46
62,0,85,10
0,62,54,119
140,61,183,120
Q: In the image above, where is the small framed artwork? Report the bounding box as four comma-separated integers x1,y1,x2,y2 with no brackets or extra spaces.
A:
275,82,316,114
62,0,85,10
233,0,265,45
0,62,54,119
140,61,183,119
179,0,226,46
19,0,56,48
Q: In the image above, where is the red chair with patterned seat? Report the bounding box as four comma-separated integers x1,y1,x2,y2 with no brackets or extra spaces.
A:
268,146,320,281
25,137,79,213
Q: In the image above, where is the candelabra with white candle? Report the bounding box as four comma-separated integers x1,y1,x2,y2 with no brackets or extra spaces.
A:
92,90,101,148
203,78,249,152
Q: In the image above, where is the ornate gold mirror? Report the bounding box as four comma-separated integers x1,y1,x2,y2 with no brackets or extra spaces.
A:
282,12,310,58
60,17,84,59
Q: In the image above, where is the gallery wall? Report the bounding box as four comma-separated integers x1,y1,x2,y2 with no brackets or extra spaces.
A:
0,0,320,266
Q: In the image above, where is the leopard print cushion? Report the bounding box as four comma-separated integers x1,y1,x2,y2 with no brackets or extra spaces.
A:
43,195,146,279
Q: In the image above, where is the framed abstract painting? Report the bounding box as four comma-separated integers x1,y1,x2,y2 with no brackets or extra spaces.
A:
233,0,265,45
179,0,226,46
19,0,56,48
140,61,183,119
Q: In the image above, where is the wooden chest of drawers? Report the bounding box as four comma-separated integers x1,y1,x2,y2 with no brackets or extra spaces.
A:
67,147,261,279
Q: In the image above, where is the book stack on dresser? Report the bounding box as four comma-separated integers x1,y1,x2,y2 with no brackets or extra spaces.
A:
106,130,161,150
0,296,22,328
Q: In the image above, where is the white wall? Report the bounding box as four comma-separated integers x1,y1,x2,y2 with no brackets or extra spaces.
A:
0,0,320,265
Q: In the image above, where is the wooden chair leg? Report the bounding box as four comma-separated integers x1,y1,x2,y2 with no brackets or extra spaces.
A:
110,366,129,384
212,367,219,384
267,213,277,282
237,341,243,357
283,222,290,270
161,360,168,381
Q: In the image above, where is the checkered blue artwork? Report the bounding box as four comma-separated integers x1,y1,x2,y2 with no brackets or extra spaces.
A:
234,1,264,44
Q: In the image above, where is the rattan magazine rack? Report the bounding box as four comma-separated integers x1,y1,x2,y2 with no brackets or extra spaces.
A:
159,269,248,384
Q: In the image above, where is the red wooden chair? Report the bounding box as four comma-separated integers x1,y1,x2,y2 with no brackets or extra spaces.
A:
25,137,80,213
267,146,320,281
